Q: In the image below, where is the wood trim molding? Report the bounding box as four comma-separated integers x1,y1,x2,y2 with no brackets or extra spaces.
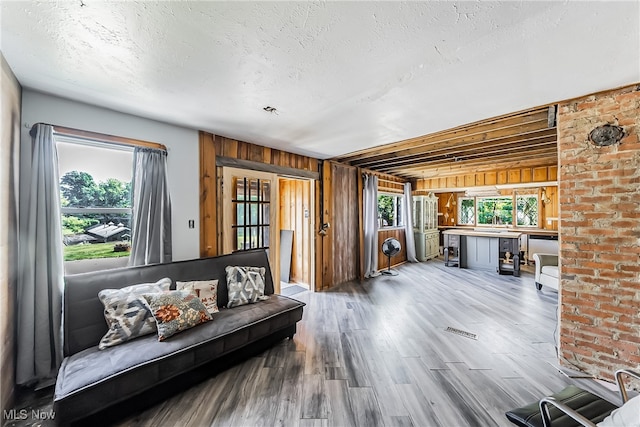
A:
199,132,217,257
52,125,167,151
216,156,320,180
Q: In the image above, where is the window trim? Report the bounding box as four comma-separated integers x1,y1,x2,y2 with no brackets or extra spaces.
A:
56,132,137,268
475,195,514,227
457,196,476,226
377,192,405,229
454,192,542,228
515,193,539,228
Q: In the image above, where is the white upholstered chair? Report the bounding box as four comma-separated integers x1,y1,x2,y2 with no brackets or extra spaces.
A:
533,253,559,291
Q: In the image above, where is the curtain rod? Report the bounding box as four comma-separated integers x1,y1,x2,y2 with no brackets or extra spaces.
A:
29,122,167,151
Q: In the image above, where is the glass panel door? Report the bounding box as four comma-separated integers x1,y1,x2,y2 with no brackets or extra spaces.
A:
232,177,271,251
222,167,278,285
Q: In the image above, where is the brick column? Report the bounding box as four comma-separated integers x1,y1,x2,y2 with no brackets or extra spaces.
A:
557,84,640,381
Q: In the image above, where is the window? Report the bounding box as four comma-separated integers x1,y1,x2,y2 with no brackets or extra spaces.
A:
57,137,133,263
476,196,513,225
516,194,538,227
378,193,404,228
232,177,271,251
458,197,475,225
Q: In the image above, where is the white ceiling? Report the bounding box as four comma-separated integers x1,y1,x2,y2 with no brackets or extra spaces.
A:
1,1,639,160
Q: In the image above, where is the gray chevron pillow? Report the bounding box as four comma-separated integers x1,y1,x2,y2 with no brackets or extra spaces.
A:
98,278,171,349
225,266,270,308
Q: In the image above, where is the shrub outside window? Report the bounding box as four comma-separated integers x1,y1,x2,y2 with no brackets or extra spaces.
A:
378,193,404,228
476,196,513,225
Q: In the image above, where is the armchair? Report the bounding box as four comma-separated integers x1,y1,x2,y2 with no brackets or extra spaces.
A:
505,369,640,427
534,253,559,291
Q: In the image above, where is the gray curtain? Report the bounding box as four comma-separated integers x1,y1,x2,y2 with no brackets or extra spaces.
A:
16,123,64,385
363,175,380,278
403,182,418,263
129,147,172,266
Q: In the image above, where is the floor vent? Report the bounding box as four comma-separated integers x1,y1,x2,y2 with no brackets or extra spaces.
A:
445,326,478,340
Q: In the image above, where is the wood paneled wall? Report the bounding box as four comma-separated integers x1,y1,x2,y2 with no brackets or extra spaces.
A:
415,165,558,191
279,178,312,286
199,131,321,257
378,229,407,270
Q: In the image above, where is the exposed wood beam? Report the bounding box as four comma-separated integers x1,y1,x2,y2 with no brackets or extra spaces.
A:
380,145,557,174
392,151,558,179
419,159,559,180
336,108,550,162
355,132,557,169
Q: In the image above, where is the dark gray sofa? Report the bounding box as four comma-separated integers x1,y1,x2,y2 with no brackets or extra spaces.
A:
53,249,305,424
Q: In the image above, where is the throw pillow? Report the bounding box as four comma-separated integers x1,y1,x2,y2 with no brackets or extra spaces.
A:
176,280,219,314
98,277,172,350
225,266,270,308
142,290,212,341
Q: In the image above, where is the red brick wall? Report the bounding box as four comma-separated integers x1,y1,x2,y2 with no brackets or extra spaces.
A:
558,84,640,381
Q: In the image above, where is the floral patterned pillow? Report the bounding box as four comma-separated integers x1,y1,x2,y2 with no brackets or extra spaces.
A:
98,278,172,350
142,290,212,341
176,280,219,314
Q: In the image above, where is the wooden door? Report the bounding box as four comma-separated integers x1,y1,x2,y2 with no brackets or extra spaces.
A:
222,167,280,290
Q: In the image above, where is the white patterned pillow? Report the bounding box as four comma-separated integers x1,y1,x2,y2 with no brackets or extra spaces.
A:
176,280,219,314
225,266,270,308
98,278,171,350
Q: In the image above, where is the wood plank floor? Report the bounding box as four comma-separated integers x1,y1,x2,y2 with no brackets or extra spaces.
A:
5,259,621,427
111,260,619,427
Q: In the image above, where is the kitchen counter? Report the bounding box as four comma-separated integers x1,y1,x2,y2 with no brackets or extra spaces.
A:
442,229,522,276
442,229,522,239
439,226,557,236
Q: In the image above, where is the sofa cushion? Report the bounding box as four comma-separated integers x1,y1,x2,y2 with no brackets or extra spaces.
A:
97,278,172,350
176,280,219,314
505,385,617,427
54,294,303,420
143,290,212,341
225,266,269,308
541,265,559,278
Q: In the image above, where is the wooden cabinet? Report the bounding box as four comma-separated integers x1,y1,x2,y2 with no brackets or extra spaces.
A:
424,230,439,260
442,230,522,275
413,193,439,261
498,237,520,276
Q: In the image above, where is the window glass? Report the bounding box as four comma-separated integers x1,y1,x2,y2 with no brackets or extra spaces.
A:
378,193,404,227
232,177,270,251
458,197,475,225
476,196,513,225
516,195,538,227
57,138,133,264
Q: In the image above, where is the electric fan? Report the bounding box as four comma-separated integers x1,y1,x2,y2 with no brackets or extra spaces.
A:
381,237,401,276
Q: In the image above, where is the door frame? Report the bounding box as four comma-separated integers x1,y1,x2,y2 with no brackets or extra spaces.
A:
277,176,315,291
222,167,280,291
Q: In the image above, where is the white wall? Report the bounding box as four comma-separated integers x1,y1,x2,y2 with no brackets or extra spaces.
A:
21,90,200,261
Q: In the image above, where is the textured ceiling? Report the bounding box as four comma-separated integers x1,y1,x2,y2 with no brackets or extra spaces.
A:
1,1,639,160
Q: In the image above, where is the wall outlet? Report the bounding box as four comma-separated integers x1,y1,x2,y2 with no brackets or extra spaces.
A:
188,220,195,229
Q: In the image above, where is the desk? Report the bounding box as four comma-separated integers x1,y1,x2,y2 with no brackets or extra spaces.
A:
442,229,522,276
